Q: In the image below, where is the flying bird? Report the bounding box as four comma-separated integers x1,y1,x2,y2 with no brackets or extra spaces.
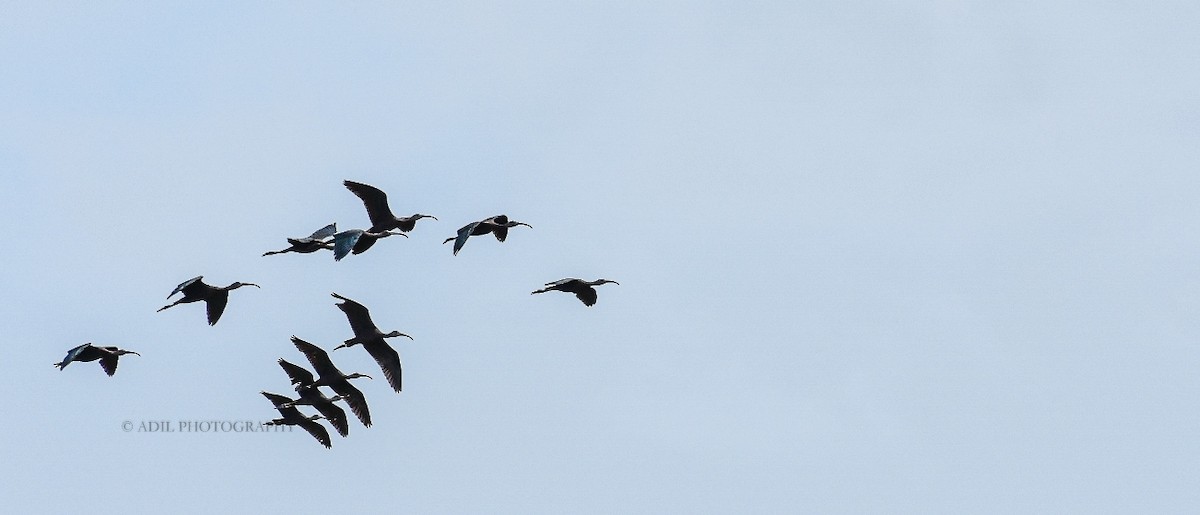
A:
442,215,532,255
261,391,332,449
157,276,259,325
285,386,350,438
343,180,437,233
54,343,140,376
262,223,337,256
285,337,374,427
331,293,412,393
532,278,620,307
331,228,407,261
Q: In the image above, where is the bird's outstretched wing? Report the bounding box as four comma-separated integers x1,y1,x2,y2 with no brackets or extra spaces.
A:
576,287,599,307
307,223,337,240
322,405,350,438
291,336,340,378
493,225,508,242
262,391,295,410
344,180,396,230
98,351,120,376
298,418,333,449
332,230,362,261
169,276,203,298
332,293,377,337
278,358,315,386
452,222,480,255
56,343,91,370
206,294,228,325
364,340,403,393
330,382,372,427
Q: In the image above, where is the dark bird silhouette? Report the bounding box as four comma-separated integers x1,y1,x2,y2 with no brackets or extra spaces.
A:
54,343,140,376
261,391,331,448
532,278,620,307
157,276,260,325
285,337,373,427
331,293,412,393
442,215,532,255
331,228,407,261
285,386,350,438
262,223,337,256
343,180,437,233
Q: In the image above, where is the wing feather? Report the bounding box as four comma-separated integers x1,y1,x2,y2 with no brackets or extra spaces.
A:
344,180,396,230
452,222,479,255
364,339,403,393
298,418,333,448
278,358,315,386
330,383,372,427
307,223,337,240
99,352,119,376
576,287,598,306
332,230,362,261
291,336,341,378
332,293,377,337
169,276,203,298
205,294,228,325
57,343,92,370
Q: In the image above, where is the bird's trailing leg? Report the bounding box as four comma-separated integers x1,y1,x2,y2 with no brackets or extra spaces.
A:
156,299,187,312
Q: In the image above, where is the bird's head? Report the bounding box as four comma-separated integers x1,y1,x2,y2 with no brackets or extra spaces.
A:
385,330,414,340
411,213,437,221
230,282,260,290
117,350,141,357
345,372,374,381
595,279,620,286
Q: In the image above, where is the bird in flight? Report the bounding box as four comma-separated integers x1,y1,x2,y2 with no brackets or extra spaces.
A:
331,293,412,393
157,276,260,325
54,343,140,376
343,180,437,233
443,215,532,255
531,278,620,306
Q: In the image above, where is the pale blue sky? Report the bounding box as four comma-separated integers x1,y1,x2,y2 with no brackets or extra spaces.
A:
3,2,1199,513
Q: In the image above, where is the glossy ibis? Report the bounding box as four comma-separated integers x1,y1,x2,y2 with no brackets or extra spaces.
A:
331,293,411,393
157,276,259,325
261,391,331,448
442,215,531,255
286,337,373,427
331,228,407,261
532,278,620,307
343,180,437,233
54,343,140,376
262,223,337,256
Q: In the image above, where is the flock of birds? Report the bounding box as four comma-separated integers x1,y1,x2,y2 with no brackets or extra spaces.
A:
54,180,619,448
